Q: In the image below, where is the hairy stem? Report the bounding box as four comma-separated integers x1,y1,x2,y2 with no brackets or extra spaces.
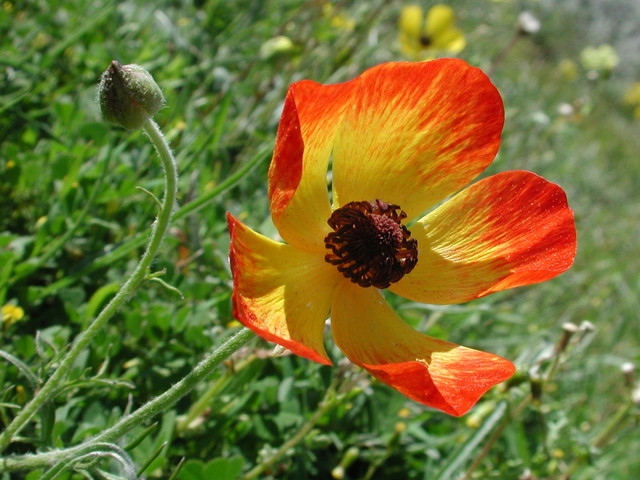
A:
0,328,255,472
0,119,177,453
92,328,254,444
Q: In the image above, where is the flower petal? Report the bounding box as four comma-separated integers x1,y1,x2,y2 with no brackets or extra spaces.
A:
331,59,503,220
391,171,577,304
228,213,340,365
331,283,515,416
268,79,356,251
425,5,455,38
431,27,466,53
399,5,424,39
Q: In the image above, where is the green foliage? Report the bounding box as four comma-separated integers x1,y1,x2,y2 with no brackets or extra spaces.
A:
1,0,639,479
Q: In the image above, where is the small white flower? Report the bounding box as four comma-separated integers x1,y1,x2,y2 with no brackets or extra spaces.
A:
518,11,541,35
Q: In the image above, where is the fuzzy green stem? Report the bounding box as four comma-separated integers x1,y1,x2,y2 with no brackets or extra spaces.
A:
176,370,231,433
39,443,136,480
92,328,254,444
0,119,177,453
175,355,254,434
27,144,270,303
0,328,255,472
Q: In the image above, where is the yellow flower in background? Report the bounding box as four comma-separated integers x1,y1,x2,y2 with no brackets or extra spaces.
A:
399,4,465,60
624,82,640,118
1,304,25,327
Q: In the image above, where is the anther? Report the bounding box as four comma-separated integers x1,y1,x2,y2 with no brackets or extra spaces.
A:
324,200,418,289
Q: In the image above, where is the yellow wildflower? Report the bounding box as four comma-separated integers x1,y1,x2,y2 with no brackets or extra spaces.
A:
624,83,640,105
399,4,465,61
1,304,25,327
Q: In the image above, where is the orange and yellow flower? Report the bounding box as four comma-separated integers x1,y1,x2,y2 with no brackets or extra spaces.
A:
399,5,465,60
227,59,576,416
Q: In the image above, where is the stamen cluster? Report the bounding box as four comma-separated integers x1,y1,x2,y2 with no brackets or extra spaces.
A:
324,200,418,289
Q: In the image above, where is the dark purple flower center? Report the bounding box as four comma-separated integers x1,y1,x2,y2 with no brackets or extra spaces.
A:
419,34,432,47
324,200,418,289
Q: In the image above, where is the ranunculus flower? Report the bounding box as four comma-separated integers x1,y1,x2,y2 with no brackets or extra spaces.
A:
227,59,576,416
398,4,465,60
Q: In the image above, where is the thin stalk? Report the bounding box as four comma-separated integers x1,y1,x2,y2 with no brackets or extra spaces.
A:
487,33,521,75
0,328,255,472
175,355,254,433
0,119,177,453
91,328,254,444
27,143,270,303
38,443,136,480
176,371,230,433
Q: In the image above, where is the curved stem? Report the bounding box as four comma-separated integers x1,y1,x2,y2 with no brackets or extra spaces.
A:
0,328,255,472
92,328,254,444
39,443,136,480
26,143,270,303
0,119,178,453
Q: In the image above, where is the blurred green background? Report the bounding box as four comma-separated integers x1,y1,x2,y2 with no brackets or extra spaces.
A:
1,0,639,479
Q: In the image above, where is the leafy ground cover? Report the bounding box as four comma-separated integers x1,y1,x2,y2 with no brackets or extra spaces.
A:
1,0,638,478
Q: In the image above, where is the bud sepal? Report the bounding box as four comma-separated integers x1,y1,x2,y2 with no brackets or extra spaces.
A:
98,61,164,130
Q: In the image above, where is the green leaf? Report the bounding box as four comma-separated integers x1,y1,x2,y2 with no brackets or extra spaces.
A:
177,459,205,480
202,456,244,480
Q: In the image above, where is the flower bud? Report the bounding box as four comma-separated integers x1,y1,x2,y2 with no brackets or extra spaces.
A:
331,446,359,479
98,61,164,130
